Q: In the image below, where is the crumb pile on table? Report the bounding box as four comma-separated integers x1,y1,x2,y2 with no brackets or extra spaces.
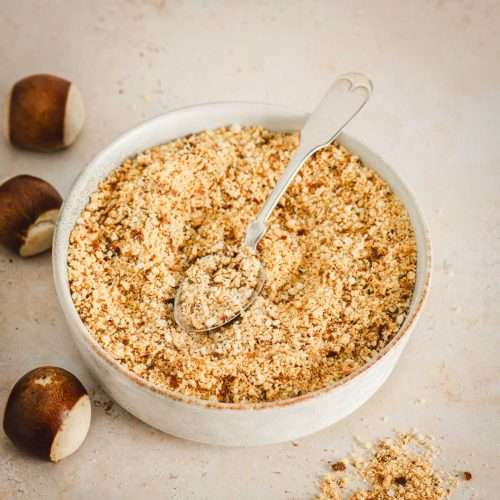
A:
317,432,458,500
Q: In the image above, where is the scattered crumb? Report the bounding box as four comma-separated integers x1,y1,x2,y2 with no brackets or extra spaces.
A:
353,436,372,449
463,471,472,481
316,432,458,499
292,442,300,447
91,389,116,416
331,461,347,472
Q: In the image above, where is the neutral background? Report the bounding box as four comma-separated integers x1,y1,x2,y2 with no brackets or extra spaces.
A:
1,1,499,499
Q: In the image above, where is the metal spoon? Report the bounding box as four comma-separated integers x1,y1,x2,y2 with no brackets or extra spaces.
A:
174,73,373,332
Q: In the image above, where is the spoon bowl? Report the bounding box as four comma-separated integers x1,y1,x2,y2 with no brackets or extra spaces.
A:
173,254,267,333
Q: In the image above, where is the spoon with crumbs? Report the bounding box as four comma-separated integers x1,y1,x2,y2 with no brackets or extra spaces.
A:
174,73,373,333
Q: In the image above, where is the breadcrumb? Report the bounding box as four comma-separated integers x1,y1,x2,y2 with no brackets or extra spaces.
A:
317,433,458,500
68,126,417,403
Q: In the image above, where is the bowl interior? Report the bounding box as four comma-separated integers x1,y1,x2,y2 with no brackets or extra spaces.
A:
53,102,431,408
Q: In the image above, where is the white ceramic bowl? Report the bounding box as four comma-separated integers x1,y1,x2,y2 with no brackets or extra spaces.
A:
53,102,431,446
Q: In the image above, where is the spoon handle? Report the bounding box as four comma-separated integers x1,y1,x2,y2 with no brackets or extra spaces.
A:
245,73,373,249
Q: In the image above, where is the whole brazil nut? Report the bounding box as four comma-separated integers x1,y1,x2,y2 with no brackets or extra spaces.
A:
5,74,85,152
0,175,62,256
3,367,92,462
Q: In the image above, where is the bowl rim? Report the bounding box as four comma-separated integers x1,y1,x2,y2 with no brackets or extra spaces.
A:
53,101,432,411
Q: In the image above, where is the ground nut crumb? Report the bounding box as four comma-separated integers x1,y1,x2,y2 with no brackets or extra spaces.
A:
68,125,417,403
331,461,347,472
317,433,458,500
177,243,261,330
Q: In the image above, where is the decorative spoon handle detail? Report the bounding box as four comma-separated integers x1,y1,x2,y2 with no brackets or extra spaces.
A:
244,73,372,250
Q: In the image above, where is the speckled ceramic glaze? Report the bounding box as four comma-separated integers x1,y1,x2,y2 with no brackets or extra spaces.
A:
53,103,431,446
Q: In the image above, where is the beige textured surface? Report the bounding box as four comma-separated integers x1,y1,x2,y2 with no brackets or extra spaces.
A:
0,1,499,499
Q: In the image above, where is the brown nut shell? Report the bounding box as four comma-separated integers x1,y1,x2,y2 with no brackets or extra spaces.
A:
7,74,84,152
3,367,91,462
0,175,62,256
